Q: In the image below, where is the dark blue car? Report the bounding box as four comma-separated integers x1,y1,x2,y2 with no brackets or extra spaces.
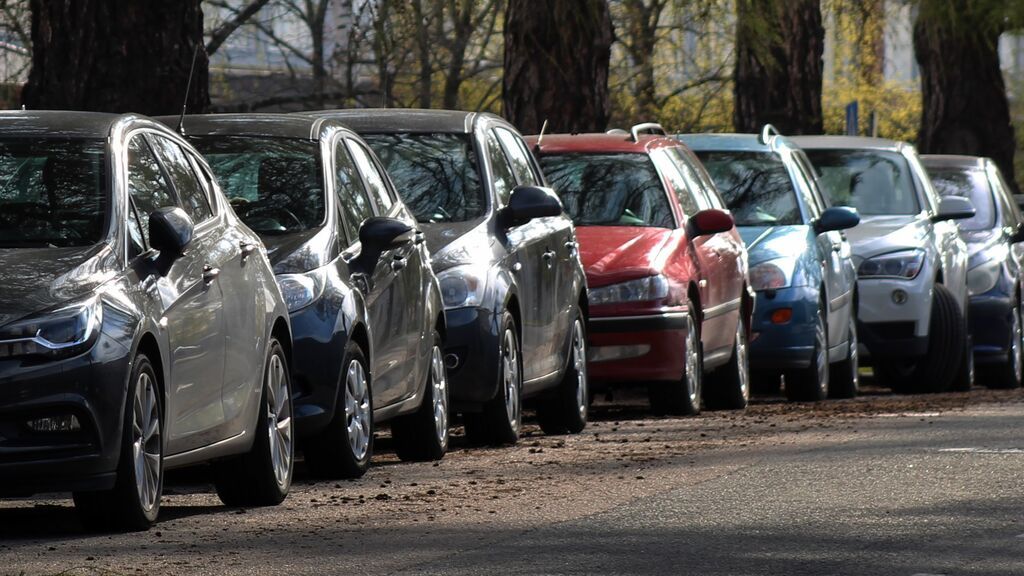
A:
680,127,860,401
923,155,1024,389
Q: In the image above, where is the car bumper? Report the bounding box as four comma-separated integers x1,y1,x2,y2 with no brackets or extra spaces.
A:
288,299,349,439
856,274,932,358
748,287,818,370
587,312,688,384
0,336,132,495
968,290,1016,365
443,306,502,407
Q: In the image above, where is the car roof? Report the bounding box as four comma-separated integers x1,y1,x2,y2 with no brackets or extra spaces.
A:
299,108,492,134
789,135,905,151
678,132,804,154
157,113,335,140
920,154,989,170
0,110,134,138
526,132,684,155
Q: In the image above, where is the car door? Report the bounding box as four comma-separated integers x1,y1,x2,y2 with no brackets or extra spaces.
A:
347,137,427,403
126,132,226,455
484,127,552,382
495,126,572,377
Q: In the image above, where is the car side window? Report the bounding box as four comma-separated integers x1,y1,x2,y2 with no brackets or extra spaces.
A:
650,149,700,216
668,148,716,210
335,140,376,244
485,129,518,206
126,200,147,258
126,134,177,244
788,151,823,219
989,164,1021,228
148,135,213,224
346,140,394,213
495,127,540,187
188,155,218,216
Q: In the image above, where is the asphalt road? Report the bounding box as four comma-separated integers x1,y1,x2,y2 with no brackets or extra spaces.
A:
1,385,1022,575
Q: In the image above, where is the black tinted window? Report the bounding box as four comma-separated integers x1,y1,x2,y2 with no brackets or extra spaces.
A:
805,149,920,216
191,136,325,234
540,153,674,228
0,139,107,247
334,142,376,242
485,130,517,206
149,135,213,223
695,151,802,226
346,141,393,212
495,128,539,186
127,135,176,244
928,167,996,232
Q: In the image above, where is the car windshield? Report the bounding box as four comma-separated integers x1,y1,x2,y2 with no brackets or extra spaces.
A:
539,153,674,228
804,149,919,216
362,133,484,223
191,136,324,234
0,139,107,248
927,167,996,232
694,151,801,226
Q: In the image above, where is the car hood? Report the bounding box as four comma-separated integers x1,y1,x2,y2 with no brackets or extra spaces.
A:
262,226,338,275
843,215,930,260
428,219,496,272
960,228,1000,259
577,226,671,288
738,225,811,264
0,243,119,327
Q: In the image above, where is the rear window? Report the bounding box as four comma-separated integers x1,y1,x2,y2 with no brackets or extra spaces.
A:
927,167,996,232
539,153,674,228
0,139,107,247
694,150,801,226
804,149,920,216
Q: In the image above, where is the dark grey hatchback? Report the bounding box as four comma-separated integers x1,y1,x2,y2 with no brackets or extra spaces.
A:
304,109,589,445
0,111,294,530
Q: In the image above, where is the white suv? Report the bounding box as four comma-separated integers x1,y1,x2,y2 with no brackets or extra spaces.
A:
794,136,974,393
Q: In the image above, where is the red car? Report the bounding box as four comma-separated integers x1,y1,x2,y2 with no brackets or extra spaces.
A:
527,125,752,414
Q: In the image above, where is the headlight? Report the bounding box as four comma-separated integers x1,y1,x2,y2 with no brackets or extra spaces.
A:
857,250,925,280
589,275,669,305
437,265,488,309
967,258,1002,296
0,296,104,359
749,258,798,291
277,268,328,313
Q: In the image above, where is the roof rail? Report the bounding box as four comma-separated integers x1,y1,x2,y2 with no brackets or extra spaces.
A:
630,122,667,142
758,123,781,145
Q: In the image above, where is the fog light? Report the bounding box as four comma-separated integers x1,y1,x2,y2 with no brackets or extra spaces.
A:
770,308,793,324
444,353,460,370
892,289,908,305
26,415,81,433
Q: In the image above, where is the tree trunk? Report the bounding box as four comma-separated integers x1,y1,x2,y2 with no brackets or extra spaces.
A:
503,0,614,134
621,0,664,121
22,0,208,115
914,0,1017,191
733,0,823,135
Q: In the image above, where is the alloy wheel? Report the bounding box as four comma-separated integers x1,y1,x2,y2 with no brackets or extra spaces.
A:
734,320,750,403
684,314,701,404
266,353,293,489
430,345,449,447
814,308,829,394
502,328,521,433
132,370,161,514
345,359,371,461
1012,306,1022,384
848,317,860,389
571,319,588,419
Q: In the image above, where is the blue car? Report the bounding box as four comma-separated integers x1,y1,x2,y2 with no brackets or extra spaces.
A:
923,154,1024,389
680,126,861,400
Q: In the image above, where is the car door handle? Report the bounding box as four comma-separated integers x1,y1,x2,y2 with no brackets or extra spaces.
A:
391,255,407,272
414,231,425,245
543,250,557,261
203,265,221,285
240,241,258,261
564,241,578,256
831,244,842,253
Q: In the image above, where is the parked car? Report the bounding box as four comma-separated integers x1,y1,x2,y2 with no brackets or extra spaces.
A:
0,111,294,530
300,109,589,444
793,136,974,393
528,124,753,415
166,113,449,477
681,126,861,401
923,154,1024,389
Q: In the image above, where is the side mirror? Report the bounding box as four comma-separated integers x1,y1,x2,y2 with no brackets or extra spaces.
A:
149,207,194,261
932,196,976,222
500,185,562,227
359,216,414,253
815,206,860,234
687,209,734,237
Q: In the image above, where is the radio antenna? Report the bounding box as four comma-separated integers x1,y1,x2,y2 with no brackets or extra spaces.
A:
177,44,202,136
533,119,549,153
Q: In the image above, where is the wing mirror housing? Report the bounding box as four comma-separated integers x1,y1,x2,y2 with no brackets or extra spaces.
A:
815,206,860,234
687,209,734,237
500,185,562,227
355,216,414,271
149,207,194,271
932,196,976,222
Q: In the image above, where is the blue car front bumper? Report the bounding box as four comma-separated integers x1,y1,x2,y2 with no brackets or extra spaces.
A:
969,289,1016,366
748,286,819,370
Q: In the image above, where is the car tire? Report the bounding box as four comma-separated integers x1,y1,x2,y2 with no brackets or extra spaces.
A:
74,353,163,532
537,311,589,435
304,341,374,478
464,312,522,445
951,334,975,392
981,302,1023,390
214,338,294,507
704,316,750,410
877,284,964,394
649,308,702,416
829,313,859,399
785,302,829,402
392,329,450,461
